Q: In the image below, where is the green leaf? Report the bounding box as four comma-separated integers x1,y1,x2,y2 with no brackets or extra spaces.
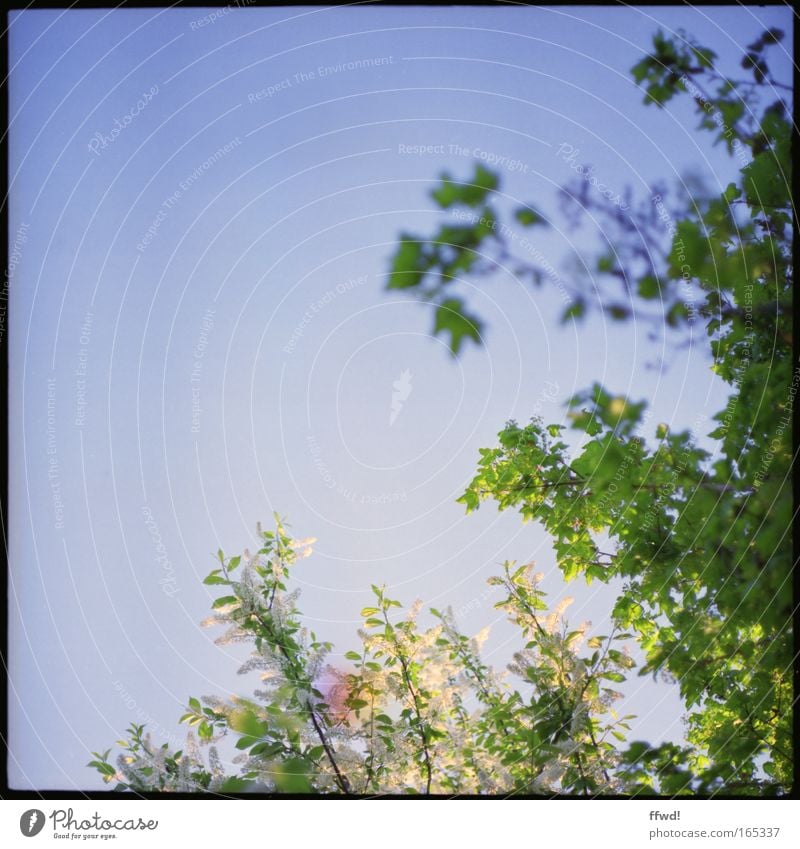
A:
219,776,255,793
514,206,546,227
637,275,660,299
669,221,708,276
431,165,498,209
433,298,483,355
273,758,314,793
691,45,716,68
601,671,626,683
742,149,789,209
562,300,585,321
431,174,460,208
571,440,605,478
228,709,268,739
388,237,428,289
723,183,741,203
203,573,228,585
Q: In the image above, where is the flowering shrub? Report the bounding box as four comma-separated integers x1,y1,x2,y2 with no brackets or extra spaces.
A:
91,517,642,795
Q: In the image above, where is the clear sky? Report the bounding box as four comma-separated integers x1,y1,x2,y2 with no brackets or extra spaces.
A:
7,4,792,789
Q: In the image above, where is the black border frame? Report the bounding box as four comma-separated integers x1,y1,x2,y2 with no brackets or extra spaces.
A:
1,0,797,802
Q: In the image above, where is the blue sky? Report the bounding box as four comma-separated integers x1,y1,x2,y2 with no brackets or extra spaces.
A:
7,4,792,789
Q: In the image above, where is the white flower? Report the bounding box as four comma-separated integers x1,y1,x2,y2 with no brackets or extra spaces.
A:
291,537,316,559
545,596,574,633
471,626,491,651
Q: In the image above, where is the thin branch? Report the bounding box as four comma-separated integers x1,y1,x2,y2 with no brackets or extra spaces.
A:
249,606,352,794
383,609,434,794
